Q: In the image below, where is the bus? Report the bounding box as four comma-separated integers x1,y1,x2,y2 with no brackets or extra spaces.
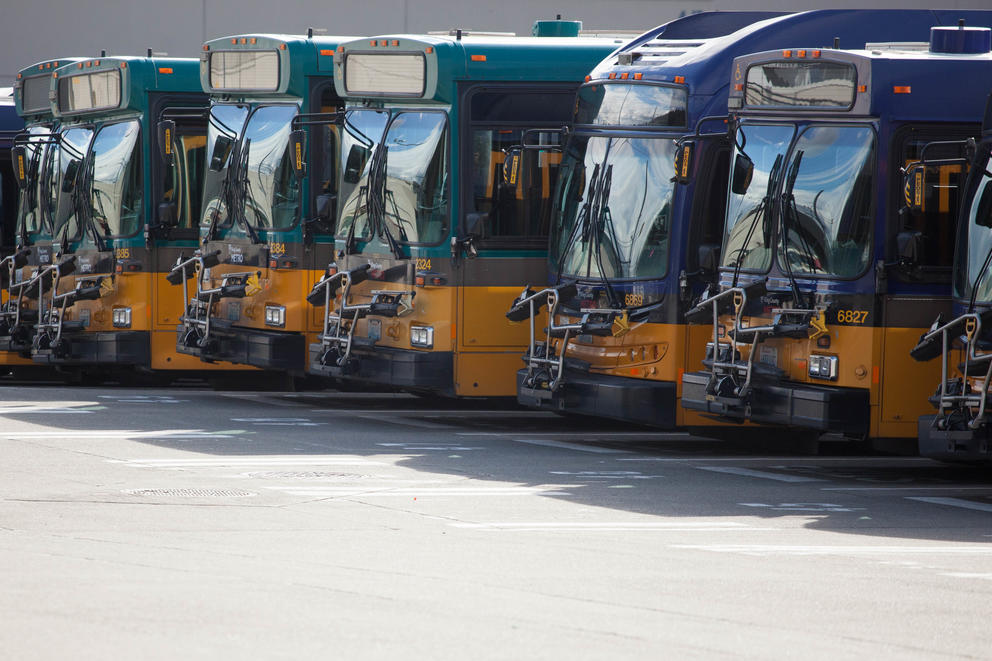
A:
307,21,624,396
506,9,992,430
2,59,82,369
679,23,992,445
31,54,215,375
169,33,356,375
0,88,23,257
909,47,992,461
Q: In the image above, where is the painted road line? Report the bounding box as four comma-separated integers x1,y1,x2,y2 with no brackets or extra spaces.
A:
823,486,992,492
110,456,386,468
672,544,992,557
6,430,243,439
376,443,482,451
696,466,826,482
512,439,632,454
266,486,572,497
906,497,992,513
450,521,758,531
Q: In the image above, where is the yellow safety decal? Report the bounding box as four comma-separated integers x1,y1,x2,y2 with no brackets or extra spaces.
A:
295,141,302,171
612,310,630,338
16,154,25,182
245,273,262,296
164,127,172,156
100,278,115,297
808,309,828,339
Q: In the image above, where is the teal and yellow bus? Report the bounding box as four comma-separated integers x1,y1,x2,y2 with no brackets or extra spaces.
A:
169,33,355,374
31,55,219,374
2,59,83,369
307,22,623,396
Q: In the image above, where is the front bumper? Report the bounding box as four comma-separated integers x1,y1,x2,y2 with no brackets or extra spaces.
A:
918,415,992,462
33,330,150,366
681,370,869,436
177,322,304,371
517,368,678,428
309,343,453,392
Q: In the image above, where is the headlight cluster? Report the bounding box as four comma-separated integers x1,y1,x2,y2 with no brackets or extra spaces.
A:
112,307,131,328
410,325,434,348
808,354,838,381
264,305,285,328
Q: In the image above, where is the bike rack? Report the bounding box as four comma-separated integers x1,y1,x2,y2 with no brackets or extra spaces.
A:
916,313,992,431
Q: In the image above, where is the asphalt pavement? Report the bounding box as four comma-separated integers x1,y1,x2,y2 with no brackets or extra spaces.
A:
1,385,990,659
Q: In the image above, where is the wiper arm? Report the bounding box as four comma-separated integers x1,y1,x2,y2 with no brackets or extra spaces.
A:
590,164,622,308
234,139,262,244
365,145,403,259
778,150,809,307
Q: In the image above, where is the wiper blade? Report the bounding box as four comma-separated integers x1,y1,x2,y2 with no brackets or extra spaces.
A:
779,150,810,307
732,153,783,287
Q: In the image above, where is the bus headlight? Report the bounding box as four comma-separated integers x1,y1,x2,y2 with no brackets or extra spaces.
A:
112,307,131,328
808,354,838,381
264,305,285,328
410,325,434,348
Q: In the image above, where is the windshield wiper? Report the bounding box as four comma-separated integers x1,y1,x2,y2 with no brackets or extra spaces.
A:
361,144,403,259
732,153,783,288
74,152,108,253
233,139,262,244
779,150,812,307
555,162,600,286
590,163,622,309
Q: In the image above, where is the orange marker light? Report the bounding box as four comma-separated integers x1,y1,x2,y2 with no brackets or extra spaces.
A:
77,63,83,69
674,75,685,84
584,75,591,82
426,46,433,54
320,49,334,56
203,45,209,51
120,62,127,69
608,72,616,79
231,38,237,44
280,43,287,50
159,67,173,74
812,50,821,58
893,86,911,94
734,83,744,91
371,40,377,47
798,50,807,58
783,50,792,58
391,40,399,46
240,37,247,44
620,72,629,79
858,84,867,92
94,61,100,66
471,54,486,61
250,38,257,44
633,72,643,80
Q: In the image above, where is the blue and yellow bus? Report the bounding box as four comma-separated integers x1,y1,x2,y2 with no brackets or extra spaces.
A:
30,55,214,374
507,10,992,431
169,33,355,375
680,23,992,444
908,41,992,460
307,22,624,396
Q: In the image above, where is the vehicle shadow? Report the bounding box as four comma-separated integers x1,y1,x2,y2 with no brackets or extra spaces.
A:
2,385,990,544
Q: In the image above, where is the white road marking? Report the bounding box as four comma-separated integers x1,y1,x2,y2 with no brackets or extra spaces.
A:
230,417,324,426
450,521,762,531
548,471,661,480
696,466,825,482
6,429,243,439
673,544,992,557
266,485,571,497
512,439,631,454
739,502,864,513
906,497,992,513
110,456,385,468
376,443,482,451
941,572,992,580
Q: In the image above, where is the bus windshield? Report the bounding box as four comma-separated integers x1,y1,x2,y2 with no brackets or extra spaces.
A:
241,104,300,230
52,126,94,246
88,119,142,239
778,125,874,278
721,124,794,272
961,148,992,303
552,134,676,280
200,104,249,228
338,110,448,247
16,125,54,237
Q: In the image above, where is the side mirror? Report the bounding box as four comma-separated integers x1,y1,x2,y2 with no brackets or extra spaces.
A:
902,162,925,213
673,140,695,184
157,201,178,229
730,153,754,195
289,129,306,178
158,120,176,166
61,159,81,193
975,177,992,228
466,212,488,237
502,148,522,186
697,242,720,274
315,193,336,222
343,144,366,184
11,146,28,190
896,230,924,265
209,134,235,172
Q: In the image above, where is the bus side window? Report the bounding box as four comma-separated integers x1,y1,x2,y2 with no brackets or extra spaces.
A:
898,133,970,272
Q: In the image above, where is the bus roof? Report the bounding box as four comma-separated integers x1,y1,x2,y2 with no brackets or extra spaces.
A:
51,56,201,119
334,33,623,104
201,34,360,99
729,44,992,123
591,9,992,101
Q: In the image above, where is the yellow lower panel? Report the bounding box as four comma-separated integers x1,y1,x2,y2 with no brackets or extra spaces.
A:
454,351,521,397
0,352,34,367
149,331,255,371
